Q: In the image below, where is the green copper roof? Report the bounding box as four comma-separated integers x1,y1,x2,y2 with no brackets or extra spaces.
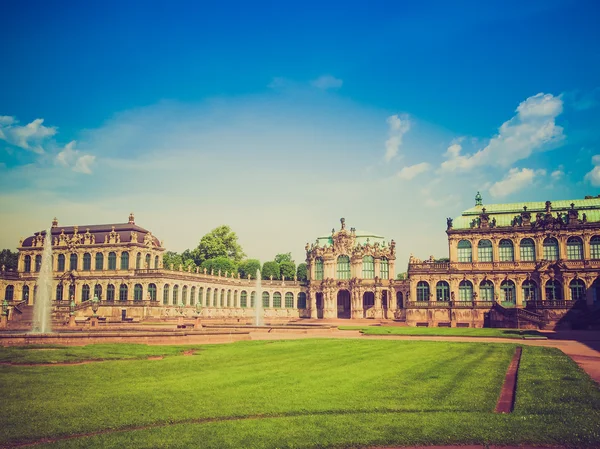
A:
315,230,386,247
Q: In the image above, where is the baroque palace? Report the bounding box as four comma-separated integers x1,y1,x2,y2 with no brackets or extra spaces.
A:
1,194,599,329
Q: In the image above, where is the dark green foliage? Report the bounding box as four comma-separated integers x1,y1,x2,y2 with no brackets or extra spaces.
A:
193,225,245,265
200,257,238,275
279,261,296,280
261,261,280,280
296,262,308,281
237,259,261,279
274,252,293,264
0,249,18,271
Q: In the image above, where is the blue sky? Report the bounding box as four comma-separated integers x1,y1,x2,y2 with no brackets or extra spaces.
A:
1,0,600,268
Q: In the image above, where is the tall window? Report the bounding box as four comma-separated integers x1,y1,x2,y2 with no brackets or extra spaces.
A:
213,289,218,307
22,285,29,301
95,253,104,270
83,253,91,270
136,253,142,269
477,240,493,262
315,258,324,280
119,284,128,301
545,279,562,300
250,291,255,308
108,252,117,270
134,284,143,302
35,255,42,272
69,254,77,271
480,280,494,301
337,255,350,280
24,255,31,272
58,254,65,271
543,237,559,261
206,288,211,306
199,287,204,306
273,292,282,308
362,256,374,279
285,292,294,308
458,280,473,301
567,237,583,260
436,281,450,301
94,284,102,300
227,290,231,307
220,290,225,307
233,291,238,307
163,284,170,305
591,236,600,259
380,258,389,279
396,291,404,309
145,254,151,268
82,284,90,301
297,292,307,309
457,240,472,262
499,240,514,262
500,280,516,304
173,285,179,305
520,238,536,261
56,284,63,301
569,279,585,301
120,252,129,270
154,255,159,268
107,284,115,301
240,291,247,308
190,287,196,306
262,292,270,308
148,284,157,301
416,281,430,301
182,286,188,305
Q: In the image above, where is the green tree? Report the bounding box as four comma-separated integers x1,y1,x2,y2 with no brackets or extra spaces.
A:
279,261,296,280
274,252,293,264
238,259,262,279
162,251,182,270
261,261,280,280
201,257,238,276
193,225,245,265
396,272,407,280
296,263,308,281
0,249,18,271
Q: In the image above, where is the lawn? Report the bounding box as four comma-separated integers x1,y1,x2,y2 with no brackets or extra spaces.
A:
339,325,547,339
0,339,598,448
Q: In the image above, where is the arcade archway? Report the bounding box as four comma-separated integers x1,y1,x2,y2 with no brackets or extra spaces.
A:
337,290,351,319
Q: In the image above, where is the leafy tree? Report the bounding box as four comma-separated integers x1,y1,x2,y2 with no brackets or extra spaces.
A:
274,252,293,264
0,249,18,271
201,257,238,276
279,261,296,280
396,272,407,280
238,259,262,279
262,261,280,280
296,263,308,281
162,251,182,270
193,225,245,265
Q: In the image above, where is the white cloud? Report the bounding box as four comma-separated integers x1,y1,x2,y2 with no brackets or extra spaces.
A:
489,167,546,198
397,162,431,180
551,165,564,181
311,75,343,90
441,93,564,172
584,155,600,186
55,141,96,174
384,114,410,162
0,116,57,154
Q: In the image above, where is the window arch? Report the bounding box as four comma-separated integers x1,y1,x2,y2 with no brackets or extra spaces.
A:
457,240,472,262
35,255,42,272
173,285,179,305
198,287,204,306
250,291,256,308
190,287,196,306
380,257,389,279
22,285,30,301
479,280,494,301
416,281,430,301
227,290,231,307
315,258,324,280
220,290,225,307
520,238,536,261
543,237,559,261
24,255,31,272
362,256,374,279
120,252,129,270
81,284,90,301
154,255,159,269
95,253,104,270
458,280,473,301
213,289,218,307
107,284,115,301
297,292,307,309
148,283,157,301
436,281,450,301
57,254,65,272
545,279,562,300
83,253,91,270
499,240,514,262
134,284,143,302
182,286,188,305
477,240,493,262
94,284,102,300
569,279,585,301
337,255,350,279
500,280,516,304
119,284,128,301
145,254,151,268
163,284,170,305
5,285,14,301
233,290,238,307
262,291,270,308
567,237,583,260
591,236,600,260
56,284,63,301
285,292,294,308
136,253,142,269
69,253,77,271
108,252,117,270
273,292,282,308
205,288,211,307
240,291,248,308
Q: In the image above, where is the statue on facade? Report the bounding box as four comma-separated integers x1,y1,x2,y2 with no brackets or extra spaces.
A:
446,217,453,229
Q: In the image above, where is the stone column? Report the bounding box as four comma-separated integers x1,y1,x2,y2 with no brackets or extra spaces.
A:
374,288,383,318
515,277,524,307
448,238,458,263
374,258,381,279
472,239,479,263
389,258,396,280
562,277,571,301
309,291,317,318
583,236,592,260
558,236,568,261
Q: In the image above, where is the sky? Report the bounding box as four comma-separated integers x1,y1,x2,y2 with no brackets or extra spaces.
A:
1,0,600,270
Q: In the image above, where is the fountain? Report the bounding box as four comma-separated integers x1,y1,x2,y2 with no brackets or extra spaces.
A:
254,269,263,326
31,227,53,333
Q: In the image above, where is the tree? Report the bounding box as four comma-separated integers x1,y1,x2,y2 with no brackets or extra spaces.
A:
279,261,296,280
274,252,293,264
296,263,308,281
238,259,262,279
397,272,407,280
261,261,280,280
0,249,18,271
162,251,182,270
201,257,238,276
193,225,245,265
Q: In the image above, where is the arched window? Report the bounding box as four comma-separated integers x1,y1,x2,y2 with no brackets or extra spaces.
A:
545,279,562,300
120,252,129,270
315,258,324,280
569,279,585,301
69,253,77,271
520,238,536,262
119,284,128,301
22,285,30,301
273,292,282,308
480,280,494,301
56,284,63,301
297,292,307,309
457,240,472,262
190,287,196,306
436,281,450,301
35,255,42,272
458,280,473,301
567,237,583,260
24,255,31,272
58,254,65,271
380,257,389,279
250,291,256,308
477,240,493,262
591,236,600,260
396,291,404,308
220,290,225,307
205,288,211,307
108,252,117,270
285,292,294,308
500,280,516,304
94,284,102,300
81,253,91,271
154,255,159,268
416,281,430,301
95,253,104,270
173,285,179,305
262,292,270,308
107,284,115,301
233,290,238,307
362,256,374,279
82,284,90,302
145,254,151,268
134,284,143,302
240,291,248,308
68,284,75,301
136,253,142,269
543,237,559,261
213,289,218,307
198,287,204,306
182,286,188,305
163,284,170,305
148,283,157,301
227,290,231,307
499,240,514,262
337,255,350,279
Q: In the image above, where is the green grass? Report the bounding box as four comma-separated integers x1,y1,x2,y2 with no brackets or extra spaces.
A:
0,340,598,448
339,325,547,339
